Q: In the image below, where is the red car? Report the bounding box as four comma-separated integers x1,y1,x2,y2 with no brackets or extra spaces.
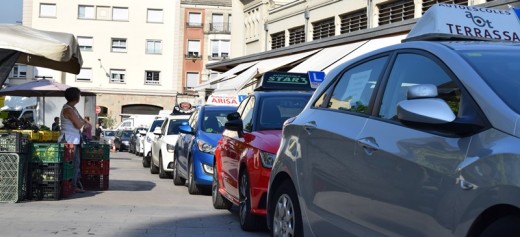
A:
212,72,314,231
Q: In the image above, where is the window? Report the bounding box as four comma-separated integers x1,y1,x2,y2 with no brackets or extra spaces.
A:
112,7,128,21
187,40,200,58
313,18,336,40
289,26,305,45
210,40,230,58
240,96,255,131
228,14,232,32
186,72,199,89
188,12,202,27
96,6,111,20
111,38,127,53
77,68,92,81
340,9,368,34
325,56,389,113
147,9,163,23
78,5,95,19
110,69,125,83
146,40,162,54
9,64,27,78
422,0,468,13
271,32,285,49
40,3,56,18
378,0,414,26
78,36,93,51
145,71,160,85
211,14,224,32
379,53,458,119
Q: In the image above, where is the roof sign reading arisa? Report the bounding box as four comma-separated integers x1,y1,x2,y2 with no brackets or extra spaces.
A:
255,71,312,91
206,94,245,106
405,3,520,42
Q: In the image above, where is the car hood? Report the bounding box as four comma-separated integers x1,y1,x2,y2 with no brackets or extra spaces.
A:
197,131,223,146
249,130,282,154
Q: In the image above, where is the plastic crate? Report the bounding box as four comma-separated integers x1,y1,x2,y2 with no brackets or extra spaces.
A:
30,163,63,183
31,143,64,163
0,153,28,203
38,131,54,142
63,161,74,180
29,180,61,200
63,144,75,162
81,174,109,190
61,179,73,198
15,130,40,141
52,132,60,141
81,143,110,160
81,159,110,175
0,132,29,153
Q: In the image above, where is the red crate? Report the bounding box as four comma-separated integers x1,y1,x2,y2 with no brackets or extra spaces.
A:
81,159,110,175
61,179,73,198
63,144,75,162
81,174,109,190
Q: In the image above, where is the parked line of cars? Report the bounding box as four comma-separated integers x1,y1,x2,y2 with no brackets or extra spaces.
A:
131,4,520,236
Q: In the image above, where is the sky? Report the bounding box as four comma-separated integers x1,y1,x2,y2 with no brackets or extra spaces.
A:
0,0,23,24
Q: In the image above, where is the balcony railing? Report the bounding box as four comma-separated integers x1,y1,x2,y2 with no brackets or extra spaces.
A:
186,22,203,28
185,52,201,59
205,22,231,34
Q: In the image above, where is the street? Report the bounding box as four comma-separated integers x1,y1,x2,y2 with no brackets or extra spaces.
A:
0,151,270,237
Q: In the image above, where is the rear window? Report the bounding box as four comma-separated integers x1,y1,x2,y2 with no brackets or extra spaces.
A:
257,95,311,131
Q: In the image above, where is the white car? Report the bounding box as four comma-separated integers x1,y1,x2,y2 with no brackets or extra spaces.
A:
150,115,190,178
142,118,165,168
135,130,146,156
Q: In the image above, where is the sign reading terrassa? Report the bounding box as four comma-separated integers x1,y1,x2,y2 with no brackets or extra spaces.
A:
405,3,520,42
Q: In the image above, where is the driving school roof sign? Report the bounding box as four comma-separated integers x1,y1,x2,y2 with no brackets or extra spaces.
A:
255,71,312,91
405,3,520,42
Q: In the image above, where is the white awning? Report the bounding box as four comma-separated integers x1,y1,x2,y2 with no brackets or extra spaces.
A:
195,61,258,90
324,34,407,74
289,41,367,73
213,49,319,94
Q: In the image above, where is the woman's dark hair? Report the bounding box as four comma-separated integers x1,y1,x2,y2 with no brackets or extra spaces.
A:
64,87,81,102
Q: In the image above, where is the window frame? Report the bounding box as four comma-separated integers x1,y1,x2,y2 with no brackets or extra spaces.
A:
111,38,127,53
146,39,162,54
78,5,95,19
40,3,57,18
78,36,93,51
76,68,92,81
186,72,199,89
110,69,126,83
187,40,201,58
145,70,160,85
188,12,202,27
9,64,27,79
147,9,163,23
112,7,129,21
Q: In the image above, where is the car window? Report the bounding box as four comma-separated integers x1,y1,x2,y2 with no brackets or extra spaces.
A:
240,96,255,131
258,96,310,130
189,109,200,130
104,131,115,136
202,110,234,133
327,56,388,114
167,119,188,135
149,119,164,132
160,118,169,134
379,53,459,120
236,97,250,116
123,130,133,137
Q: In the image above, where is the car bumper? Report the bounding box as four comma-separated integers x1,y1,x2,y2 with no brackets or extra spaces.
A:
162,151,174,172
193,150,214,186
249,167,271,216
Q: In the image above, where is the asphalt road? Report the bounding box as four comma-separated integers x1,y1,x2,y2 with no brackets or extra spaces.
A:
0,150,270,237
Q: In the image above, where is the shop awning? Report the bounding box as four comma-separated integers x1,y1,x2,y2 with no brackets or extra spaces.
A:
195,61,258,90
289,41,367,73
323,34,407,74
213,49,319,94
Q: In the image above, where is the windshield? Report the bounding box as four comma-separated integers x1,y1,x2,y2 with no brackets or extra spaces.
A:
459,49,520,113
104,131,115,136
167,119,188,135
122,130,133,137
202,109,236,134
150,120,164,132
257,95,310,131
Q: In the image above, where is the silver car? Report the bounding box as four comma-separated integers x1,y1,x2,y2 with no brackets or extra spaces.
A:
267,27,520,237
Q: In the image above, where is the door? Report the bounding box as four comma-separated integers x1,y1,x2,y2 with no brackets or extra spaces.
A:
152,118,168,165
178,109,199,178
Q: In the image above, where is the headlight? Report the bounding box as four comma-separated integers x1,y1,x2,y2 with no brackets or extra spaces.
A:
260,151,275,168
167,144,175,153
197,139,215,154
202,163,214,174
123,141,129,145
146,136,152,143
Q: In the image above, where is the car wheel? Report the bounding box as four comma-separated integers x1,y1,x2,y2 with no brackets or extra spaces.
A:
142,153,150,167
239,171,265,231
480,215,520,237
172,157,185,185
158,154,171,179
270,179,303,237
212,161,232,210
187,159,201,195
150,154,159,174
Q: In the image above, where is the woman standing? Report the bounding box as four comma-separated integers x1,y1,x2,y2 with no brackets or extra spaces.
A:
59,87,86,193
82,116,92,143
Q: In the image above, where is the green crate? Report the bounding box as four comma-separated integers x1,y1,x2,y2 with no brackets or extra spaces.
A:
31,143,64,163
0,153,27,203
81,143,110,160
63,161,74,180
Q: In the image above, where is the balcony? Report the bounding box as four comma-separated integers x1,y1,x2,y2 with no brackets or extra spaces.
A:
185,52,201,60
205,22,231,34
186,22,203,28
207,54,229,61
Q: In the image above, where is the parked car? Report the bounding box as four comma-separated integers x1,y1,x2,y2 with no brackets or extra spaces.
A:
213,72,314,231
142,118,165,167
99,129,116,146
173,105,237,194
135,129,146,156
267,4,520,237
129,127,148,154
150,115,190,178
113,129,133,151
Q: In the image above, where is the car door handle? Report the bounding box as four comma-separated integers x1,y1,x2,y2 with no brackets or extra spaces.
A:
357,137,379,155
303,121,317,135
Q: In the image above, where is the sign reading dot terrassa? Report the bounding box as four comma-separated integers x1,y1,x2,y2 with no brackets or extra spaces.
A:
405,3,520,42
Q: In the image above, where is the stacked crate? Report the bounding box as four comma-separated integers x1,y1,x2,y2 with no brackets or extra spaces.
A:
0,132,29,203
81,143,110,190
29,143,74,200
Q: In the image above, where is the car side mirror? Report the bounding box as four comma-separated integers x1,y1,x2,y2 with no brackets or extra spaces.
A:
153,127,162,136
227,112,241,121
225,118,244,137
397,98,455,124
179,125,194,135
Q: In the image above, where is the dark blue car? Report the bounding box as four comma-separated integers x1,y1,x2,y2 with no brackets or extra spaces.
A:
173,105,237,195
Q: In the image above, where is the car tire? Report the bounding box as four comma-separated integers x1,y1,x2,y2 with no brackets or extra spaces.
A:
150,154,159,174
187,160,201,195
270,179,303,237
158,154,171,179
239,171,266,231
142,154,150,167
212,161,232,210
172,157,185,185
480,215,520,237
